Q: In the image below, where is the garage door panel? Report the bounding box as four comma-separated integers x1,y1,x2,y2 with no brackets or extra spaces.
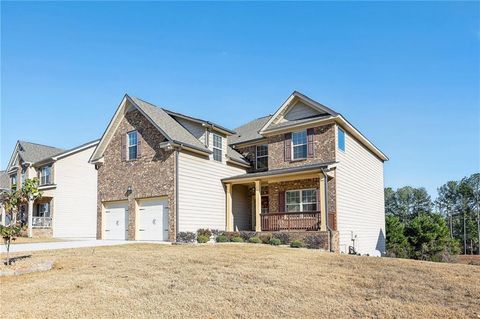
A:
137,198,168,241
104,201,128,240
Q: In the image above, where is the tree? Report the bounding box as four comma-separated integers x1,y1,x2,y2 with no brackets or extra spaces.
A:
405,213,459,262
0,178,42,265
385,215,410,258
385,186,433,222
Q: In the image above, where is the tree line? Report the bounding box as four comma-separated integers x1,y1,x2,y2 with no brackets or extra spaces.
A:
385,173,479,262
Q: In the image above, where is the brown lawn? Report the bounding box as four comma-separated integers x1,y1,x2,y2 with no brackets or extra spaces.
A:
1,244,479,319
9,237,66,244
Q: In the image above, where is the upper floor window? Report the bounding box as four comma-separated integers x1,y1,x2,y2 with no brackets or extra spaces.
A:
338,127,345,152
128,131,138,160
213,134,222,162
256,145,268,170
40,166,51,185
292,130,307,160
10,175,17,188
286,189,317,212
21,168,26,186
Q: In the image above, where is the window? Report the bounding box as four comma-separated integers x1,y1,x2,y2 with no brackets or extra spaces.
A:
35,203,50,217
21,169,26,185
40,166,51,185
338,127,345,152
256,145,268,170
292,130,307,160
10,175,17,188
213,134,222,162
285,189,318,212
127,131,138,160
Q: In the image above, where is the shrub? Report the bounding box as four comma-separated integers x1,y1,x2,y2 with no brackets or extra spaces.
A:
249,236,262,244
273,232,292,245
239,231,257,241
197,235,210,243
268,237,282,246
216,235,228,243
304,235,326,249
231,236,244,243
176,231,196,244
224,231,240,240
210,229,221,236
290,240,304,248
197,228,212,238
259,233,272,244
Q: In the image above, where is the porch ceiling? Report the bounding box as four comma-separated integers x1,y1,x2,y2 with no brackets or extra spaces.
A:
222,161,336,185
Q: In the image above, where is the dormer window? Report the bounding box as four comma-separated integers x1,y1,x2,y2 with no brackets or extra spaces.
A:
40,166,51,185
292,130,307,160
213,134,222,162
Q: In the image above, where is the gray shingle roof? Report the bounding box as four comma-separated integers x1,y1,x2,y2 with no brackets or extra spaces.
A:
228,115,272,145
17,141,64,164
163,109,236,135
0,171,9,190
130,97,211,153
222,161,336,182
226,146,250,166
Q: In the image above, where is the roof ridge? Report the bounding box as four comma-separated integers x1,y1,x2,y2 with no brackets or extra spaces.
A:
18,140,64,150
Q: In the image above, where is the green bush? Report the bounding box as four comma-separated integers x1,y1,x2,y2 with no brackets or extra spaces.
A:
231,236,244,243
197,235,209,243
269,237,282,246
197,228,212,238
290,240,304,248
259,233,272,244
273,232,292,244
249,236,262,244
216,235,228,243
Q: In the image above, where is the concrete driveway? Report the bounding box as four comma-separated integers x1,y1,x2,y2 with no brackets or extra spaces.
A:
0,239,136,253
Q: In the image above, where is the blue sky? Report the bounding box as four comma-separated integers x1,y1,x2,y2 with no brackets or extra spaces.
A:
1,2,479,197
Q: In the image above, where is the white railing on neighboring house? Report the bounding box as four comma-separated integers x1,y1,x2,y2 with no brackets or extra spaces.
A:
32,217,52,228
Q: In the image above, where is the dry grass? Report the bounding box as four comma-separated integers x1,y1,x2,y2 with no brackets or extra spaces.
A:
1,244,479,319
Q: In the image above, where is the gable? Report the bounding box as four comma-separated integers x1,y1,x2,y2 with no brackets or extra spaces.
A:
281,101,326,123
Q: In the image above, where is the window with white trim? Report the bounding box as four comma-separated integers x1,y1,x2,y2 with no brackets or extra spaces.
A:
127,131,138,160
338,127,345,152
256,144,268,170
35,203,50,217
285,189,318,212
40,166,51,185
292,130,307,160
213,134,222,162
10,175,17,188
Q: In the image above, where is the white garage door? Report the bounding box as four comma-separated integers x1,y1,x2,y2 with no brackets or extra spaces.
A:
137,197,169,241
104,201,129,240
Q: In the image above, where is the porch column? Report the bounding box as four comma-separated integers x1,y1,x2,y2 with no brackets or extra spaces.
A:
319,174,327,231
255,180,261,232
226,183,233,231
27,198,34,237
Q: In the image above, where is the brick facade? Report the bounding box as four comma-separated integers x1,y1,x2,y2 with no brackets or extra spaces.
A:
268,124,336,170
97,109,176,241
267,178,336,215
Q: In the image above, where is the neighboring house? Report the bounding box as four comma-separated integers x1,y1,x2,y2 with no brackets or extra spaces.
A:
90,91,388,255
2,140,99,238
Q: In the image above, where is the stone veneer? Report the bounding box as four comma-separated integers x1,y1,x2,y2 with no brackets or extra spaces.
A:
97,109,176,241
268,123,336,170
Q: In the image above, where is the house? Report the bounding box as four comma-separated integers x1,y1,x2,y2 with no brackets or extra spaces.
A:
90,91,388,255
1,140,99,238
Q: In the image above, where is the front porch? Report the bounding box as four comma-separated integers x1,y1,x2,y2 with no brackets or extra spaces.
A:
223,163,336,233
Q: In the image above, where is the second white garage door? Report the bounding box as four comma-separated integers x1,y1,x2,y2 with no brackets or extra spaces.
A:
104,201,129,240
137,197,169,241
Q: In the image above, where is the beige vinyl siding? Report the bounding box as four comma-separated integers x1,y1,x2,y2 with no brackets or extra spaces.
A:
232,185,251,231
336,125,386,255
178,151,246,232
52,146,98,238
282,101,321,122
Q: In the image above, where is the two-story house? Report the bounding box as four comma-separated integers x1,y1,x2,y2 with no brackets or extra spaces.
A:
90,91,388,255
1,140,99,238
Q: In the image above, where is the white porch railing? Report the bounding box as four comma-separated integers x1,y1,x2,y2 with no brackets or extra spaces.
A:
32,217,52,228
